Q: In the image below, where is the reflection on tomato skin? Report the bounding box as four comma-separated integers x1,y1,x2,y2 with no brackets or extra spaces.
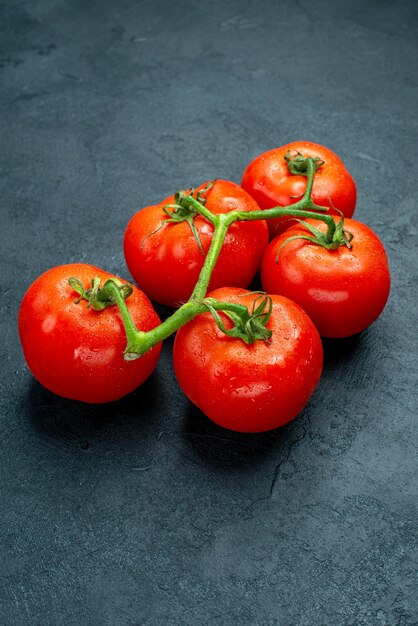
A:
307,288,350,304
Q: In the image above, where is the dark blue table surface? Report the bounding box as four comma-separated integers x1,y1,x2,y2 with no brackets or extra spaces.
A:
1,0,417,624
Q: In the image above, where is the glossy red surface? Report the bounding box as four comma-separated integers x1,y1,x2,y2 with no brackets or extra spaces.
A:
124,180,269,307
173,287,323,432
261,219,391,338
18,263,161,403
242,141,357,237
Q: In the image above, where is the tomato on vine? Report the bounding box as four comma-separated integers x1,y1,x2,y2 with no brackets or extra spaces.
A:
173,287,323,433
18,264,162,403
124,180,269,307
261,218,390,338
242,141,357,236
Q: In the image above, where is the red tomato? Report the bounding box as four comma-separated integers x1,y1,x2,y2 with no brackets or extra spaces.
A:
173,287,323,433
124,180,269,307
261,219,390,338
18,263,161,403
241,141,357,236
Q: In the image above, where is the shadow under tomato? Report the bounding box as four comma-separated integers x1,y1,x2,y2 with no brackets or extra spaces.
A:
26,371,161,451
322,330,366,371
180,400,301,470
247,273,263,293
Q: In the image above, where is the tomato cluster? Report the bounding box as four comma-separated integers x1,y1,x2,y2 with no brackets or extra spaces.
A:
18,141,390,432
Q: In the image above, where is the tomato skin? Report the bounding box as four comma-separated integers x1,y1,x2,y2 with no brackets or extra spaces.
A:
18,264,162,403
173,287,323,433
124,180,269,307
261,219,391,338
241,141,357,236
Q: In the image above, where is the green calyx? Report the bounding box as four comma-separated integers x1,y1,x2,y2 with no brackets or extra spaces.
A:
276,215,354,261
200,293,273,345
68,277,133,311
285,151,325,176
161,180,216,255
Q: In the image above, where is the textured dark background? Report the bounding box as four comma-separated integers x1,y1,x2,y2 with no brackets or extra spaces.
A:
1,0,417,624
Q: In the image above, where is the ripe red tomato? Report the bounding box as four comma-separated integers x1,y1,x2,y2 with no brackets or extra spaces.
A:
241,141,357,236
261,219,390,338
124,180,269,307
173,287,323,433
18,263,162,403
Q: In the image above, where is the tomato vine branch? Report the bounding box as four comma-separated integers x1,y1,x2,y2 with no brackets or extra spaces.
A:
69,156,351,359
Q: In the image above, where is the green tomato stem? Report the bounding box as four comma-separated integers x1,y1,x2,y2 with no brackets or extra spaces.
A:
182,195,217,225
123,299,249,359
100,281,142,355
191,214,229,301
